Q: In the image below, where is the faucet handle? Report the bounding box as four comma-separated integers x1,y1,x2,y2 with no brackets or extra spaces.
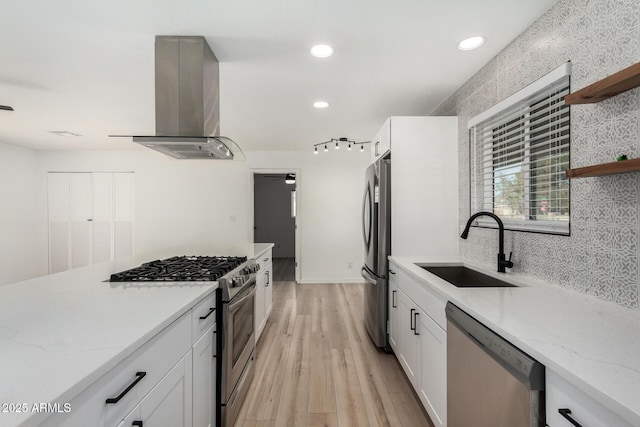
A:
505,252,514,268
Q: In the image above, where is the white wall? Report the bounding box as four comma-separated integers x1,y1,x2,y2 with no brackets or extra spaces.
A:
0,142,39,285
36,150,251,276
246,150,370,283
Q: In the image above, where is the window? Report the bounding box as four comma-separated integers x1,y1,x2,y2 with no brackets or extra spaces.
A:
469,63,571,234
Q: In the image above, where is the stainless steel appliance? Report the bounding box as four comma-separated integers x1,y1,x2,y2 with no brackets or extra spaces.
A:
109,255,259,427
446,302,545,427
361,156,391,349
217,263,259,427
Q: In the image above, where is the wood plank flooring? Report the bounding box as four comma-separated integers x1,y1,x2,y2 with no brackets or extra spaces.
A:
234,258,434,427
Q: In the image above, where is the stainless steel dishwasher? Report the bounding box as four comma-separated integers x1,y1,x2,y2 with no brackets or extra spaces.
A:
446,302,545,427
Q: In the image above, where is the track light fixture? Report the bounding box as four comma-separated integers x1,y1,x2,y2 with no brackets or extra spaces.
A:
313,137,371,154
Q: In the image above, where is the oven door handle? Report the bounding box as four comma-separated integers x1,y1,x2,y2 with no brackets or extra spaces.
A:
229,284,256,309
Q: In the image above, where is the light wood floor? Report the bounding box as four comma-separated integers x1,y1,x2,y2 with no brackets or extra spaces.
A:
234,258,434,427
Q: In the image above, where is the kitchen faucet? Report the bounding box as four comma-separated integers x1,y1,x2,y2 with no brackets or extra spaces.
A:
460,211,513,273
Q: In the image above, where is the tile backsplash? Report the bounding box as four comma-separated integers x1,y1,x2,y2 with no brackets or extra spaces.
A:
434,0,640,309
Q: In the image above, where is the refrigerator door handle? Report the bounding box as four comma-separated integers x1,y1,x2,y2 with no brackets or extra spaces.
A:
362,183,372,251
361,267,377,285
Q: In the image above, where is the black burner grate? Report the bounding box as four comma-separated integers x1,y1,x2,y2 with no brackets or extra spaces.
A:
109,256,247,282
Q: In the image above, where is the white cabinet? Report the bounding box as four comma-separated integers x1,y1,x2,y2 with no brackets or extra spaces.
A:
118,352,193,427
397,289,420,389
390,262,447,427
48,172,134,273
40,290,218,427
371,117,391,162
371,116,458,258
255,247,273,343
193,324,216,427
417,308,446,427
546,370,633,427
388,270,400,351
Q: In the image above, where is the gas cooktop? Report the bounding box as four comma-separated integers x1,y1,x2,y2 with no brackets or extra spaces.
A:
109,256,248,282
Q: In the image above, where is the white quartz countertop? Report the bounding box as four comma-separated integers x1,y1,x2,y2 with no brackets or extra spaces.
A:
0,248,221,427
252,243,274,259
389,255,640,426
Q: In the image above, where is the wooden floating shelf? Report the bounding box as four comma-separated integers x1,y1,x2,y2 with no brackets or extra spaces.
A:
564,61,640,104
565,158,640,178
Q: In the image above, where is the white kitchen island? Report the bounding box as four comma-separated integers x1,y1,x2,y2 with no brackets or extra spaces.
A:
0,248,221,427
390,256,640,427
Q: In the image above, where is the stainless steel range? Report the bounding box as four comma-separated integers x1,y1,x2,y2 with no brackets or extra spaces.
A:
109,254,260,427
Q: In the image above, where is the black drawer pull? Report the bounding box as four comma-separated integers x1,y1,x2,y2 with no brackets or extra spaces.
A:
132,422,143,427
199,307,215,320
559,408,582,427
105,371,146,404
410,308,416,331
413,312,420,335
392,290,397,308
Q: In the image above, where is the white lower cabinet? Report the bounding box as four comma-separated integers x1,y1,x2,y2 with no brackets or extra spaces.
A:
397,290,420,388
255,248,273,343
118,352,193,427
41,290,217,427
192,324,216,427
388,279,400,351
389,261,447,427
546,370,633,427
417,309,446,427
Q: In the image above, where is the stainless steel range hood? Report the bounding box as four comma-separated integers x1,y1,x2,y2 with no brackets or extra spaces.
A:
126,36,244,160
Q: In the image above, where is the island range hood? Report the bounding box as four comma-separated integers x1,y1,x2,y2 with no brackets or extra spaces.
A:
118,36,244,160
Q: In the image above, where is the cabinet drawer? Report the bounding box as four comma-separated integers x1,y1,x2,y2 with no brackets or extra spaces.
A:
396,266,447,330
546,370,633,427
42,313,191,427
257,249,272,272
191,291,216,345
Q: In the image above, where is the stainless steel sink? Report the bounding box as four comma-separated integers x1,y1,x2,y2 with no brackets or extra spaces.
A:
419,265,517,288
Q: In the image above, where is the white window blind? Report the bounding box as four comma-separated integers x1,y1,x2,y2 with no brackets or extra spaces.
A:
469,63,571,234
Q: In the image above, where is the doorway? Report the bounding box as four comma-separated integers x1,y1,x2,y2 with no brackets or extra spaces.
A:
252,171,299,282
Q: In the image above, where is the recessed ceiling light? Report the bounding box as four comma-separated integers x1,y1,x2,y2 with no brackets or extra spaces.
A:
49,130,82,137
457,36,485,51
310,44,334,58
313,101,329,109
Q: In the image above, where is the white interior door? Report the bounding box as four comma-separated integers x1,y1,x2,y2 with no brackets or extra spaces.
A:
48,173,70,273
69,173,93,269
92,173,114,264
114,172,134,258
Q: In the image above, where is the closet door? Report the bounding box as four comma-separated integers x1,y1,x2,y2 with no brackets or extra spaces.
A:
92,173,114,264
114,173,134,258
69,173,93,269
48,173,70,273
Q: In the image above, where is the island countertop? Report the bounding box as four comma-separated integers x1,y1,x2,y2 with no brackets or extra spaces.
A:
0,248,221,427
390,255,640,427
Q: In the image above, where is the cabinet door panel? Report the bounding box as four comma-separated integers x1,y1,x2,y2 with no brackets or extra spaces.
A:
398,291,418,388
388,281,400,351
418,311,446,427
193,325,215,427
255,272,266,343
140,351,193,427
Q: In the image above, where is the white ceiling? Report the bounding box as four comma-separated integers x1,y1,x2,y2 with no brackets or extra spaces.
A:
0,0,557,152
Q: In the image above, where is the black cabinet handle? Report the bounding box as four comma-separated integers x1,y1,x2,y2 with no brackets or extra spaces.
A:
410,308,416,331
105,372,146,404
392,290,397,308
263,257,269,262
389,269,395,275
413,312,420,335
265,271,270,286
199,307,215,320
132,422,143,427
558,408,582,427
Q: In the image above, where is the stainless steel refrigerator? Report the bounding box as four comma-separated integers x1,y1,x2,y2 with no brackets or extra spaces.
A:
361,157,391,350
